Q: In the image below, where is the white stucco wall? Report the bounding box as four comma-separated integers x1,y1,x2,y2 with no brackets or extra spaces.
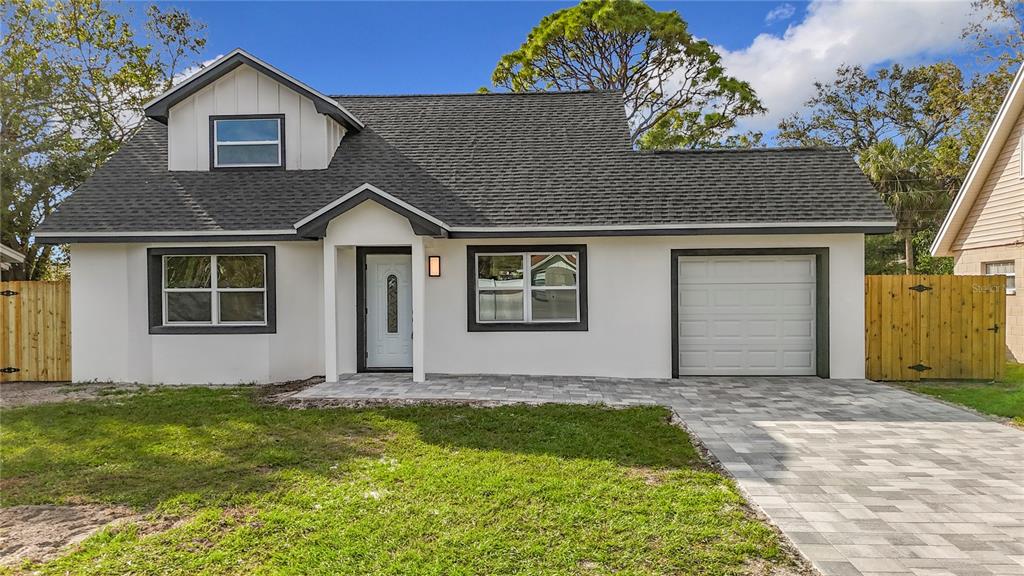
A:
166,64,344,171
68,211,866,383
421,233,866,380
69,241,323,384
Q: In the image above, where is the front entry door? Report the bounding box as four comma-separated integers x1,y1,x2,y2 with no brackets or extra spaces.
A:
364,253,413,369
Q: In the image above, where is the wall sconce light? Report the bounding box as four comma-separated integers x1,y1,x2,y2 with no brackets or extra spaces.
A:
428,255,441,277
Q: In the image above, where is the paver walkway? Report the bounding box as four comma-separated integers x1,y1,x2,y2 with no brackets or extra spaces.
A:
291,374,1024,576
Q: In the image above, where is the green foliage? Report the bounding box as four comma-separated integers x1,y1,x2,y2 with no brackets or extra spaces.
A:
639,109,765,149
858,141,951,272
864,234,904,275
778,63,976,274
911,228,954,275
0,0,205,279
1,388,789,574
493,0,764,147
778,62,969,162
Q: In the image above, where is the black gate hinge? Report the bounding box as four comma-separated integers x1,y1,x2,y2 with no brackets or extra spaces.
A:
0,290,18,296
0,367,20,374
908,284,932,293
908,363,932,372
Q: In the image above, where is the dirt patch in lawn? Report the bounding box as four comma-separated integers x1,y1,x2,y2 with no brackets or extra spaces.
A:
0,382,149,408
0,505,144,567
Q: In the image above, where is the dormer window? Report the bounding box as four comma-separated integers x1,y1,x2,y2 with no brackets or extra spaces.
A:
211,115,284,169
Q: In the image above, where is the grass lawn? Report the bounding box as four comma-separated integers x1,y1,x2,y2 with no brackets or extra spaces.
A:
0,387,789,575
906,363,1024,426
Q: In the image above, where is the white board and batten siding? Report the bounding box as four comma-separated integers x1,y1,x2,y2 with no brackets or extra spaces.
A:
677,255,817,376
167,64,345,171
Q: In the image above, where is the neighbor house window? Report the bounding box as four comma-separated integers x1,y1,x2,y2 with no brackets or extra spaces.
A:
985,261,1016,295
211,115,283,168
148,247,276,334
467,245,588,332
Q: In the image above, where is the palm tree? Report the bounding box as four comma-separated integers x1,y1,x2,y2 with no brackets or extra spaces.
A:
859,141,951,273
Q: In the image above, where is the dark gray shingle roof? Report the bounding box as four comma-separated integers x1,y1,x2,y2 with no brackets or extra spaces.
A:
37,90,893,236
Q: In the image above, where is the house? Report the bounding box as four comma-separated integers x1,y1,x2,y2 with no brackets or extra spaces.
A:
0,243,26,279
932,64,1024,362
34,49,895,385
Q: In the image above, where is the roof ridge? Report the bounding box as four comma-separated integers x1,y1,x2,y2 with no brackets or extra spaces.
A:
330,89,621,99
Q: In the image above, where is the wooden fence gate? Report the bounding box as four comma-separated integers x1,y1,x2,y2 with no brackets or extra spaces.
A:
865,275,1006,381
0,281,71,382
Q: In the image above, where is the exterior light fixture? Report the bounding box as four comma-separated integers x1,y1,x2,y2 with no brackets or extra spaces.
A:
428,255,441,277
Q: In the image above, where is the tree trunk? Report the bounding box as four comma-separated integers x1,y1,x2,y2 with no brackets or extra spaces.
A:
904,233,914,274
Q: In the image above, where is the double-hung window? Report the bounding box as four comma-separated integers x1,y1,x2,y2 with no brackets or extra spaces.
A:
211,115,284,168
468,245,588,331
985,261,1016,295
148,247,276,334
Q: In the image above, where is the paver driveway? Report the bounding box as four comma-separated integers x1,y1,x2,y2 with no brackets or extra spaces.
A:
292,375,1024,576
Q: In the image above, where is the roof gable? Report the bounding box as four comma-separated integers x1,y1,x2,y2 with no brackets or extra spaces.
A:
144,49,363,132
932,63,1024,256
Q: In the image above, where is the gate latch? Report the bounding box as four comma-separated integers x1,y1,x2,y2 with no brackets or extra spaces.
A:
988,324,1000,333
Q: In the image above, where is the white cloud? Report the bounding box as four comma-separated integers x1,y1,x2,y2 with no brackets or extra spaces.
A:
172,54,224,86
718,0,975,132
765,3,796,25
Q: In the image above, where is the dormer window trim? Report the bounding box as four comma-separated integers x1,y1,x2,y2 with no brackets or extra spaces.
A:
209,114,286,170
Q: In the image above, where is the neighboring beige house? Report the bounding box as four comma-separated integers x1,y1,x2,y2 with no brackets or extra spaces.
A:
932,65,1024,362
0,243,25,279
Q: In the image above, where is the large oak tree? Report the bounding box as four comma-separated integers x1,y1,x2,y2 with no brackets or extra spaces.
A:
492,0,764,147
1,0,206,279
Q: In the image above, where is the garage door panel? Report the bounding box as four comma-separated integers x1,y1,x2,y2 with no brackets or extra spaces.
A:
681,256,816,285
747,350,780,369
679,319,708,337
712,320,743,337
783,350,814,370
782,319,813,338
677,254,816,376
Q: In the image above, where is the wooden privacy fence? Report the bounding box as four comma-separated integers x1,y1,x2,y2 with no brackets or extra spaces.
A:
0,281,71,382
865,275,1006,381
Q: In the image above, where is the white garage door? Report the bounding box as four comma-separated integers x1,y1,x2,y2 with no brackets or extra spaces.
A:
677,255,816,376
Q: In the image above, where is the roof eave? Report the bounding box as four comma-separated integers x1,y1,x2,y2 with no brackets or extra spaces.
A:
35,220,896,244
144,49,363,132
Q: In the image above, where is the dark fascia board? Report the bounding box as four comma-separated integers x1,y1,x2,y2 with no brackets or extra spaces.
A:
448,224,895,239
670,247,830,379
144,52,362,132
37,223,892,245
35,234,307,245
295,191,448,239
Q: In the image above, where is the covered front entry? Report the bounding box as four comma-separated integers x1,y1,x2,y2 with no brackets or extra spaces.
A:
671,248,829,378
320,200,431,384
357,248,413,371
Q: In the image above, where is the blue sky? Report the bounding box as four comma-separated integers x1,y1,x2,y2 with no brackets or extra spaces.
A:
153,1,982,135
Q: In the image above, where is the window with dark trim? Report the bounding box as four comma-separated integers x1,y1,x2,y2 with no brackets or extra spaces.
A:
467,245,588,332
210,115,285,169
147,247,276,334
